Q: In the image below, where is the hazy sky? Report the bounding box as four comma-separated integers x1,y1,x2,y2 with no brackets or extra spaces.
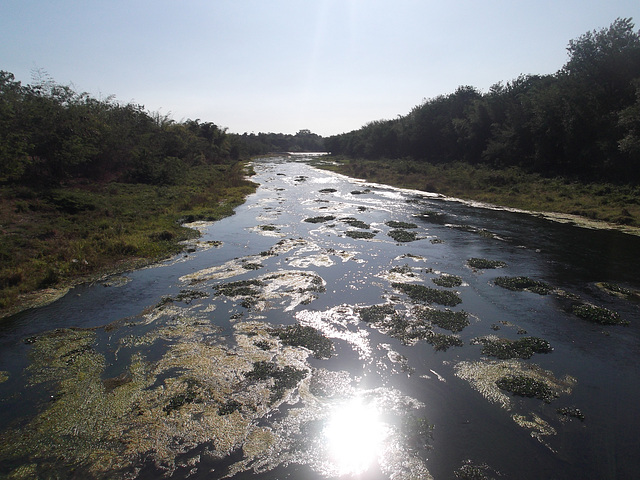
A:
2,1,640,136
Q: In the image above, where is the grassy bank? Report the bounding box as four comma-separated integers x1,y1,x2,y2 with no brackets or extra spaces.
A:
319,158,640,231
0,163,257,317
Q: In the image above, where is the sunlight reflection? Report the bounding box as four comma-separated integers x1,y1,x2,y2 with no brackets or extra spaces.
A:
324,396,387,475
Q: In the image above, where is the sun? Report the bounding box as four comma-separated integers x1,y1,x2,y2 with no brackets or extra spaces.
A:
324,396,387,476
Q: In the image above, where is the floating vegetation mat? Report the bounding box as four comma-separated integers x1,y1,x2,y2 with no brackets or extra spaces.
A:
571,303,629,326
304,215,336,223
467,257,507,270
595,282,639,300
432,274,463,288
392,282,462,307
388,229,419,242
454,359,576,446
385,221,418,229
346,230,376,239
0,310,433,479
494,276,554,295
470,335,553,359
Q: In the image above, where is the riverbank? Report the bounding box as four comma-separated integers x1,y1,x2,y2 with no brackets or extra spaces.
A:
317,157,640,235
0,163,257,318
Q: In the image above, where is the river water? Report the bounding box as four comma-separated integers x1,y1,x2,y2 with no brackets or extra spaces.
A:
1,156,639,479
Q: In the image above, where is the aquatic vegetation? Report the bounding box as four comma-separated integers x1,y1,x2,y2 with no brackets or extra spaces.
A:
388,229,418,242
511,412,557,444
471,336,553,359
454,461,498,480
386,220,418,229
413,307,470,333
214,279,264,297
494,276,553,295
358,304,396,323
432,274,463,288
496,374,555,402
425,332,464,351
571,303,628,325
467,258,507,269
241,260,263,270
377,313,430,345
259,224,278,231
0,371,8,383
596,282,638,299
454,359,575,411
345,230,376,239
270,324,334,359
304,215,336,223
392,282,462,307
557,406,585,421
244,361,309,401
162,378,202,414
158,289,209,307
340,217,370,229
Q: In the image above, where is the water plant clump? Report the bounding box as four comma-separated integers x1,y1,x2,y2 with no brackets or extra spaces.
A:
425,332,464,351
472,336,553,359
214,279,264,297
270,324,334,359
358,304,396,323
392,282,462,307
244,361,308,401
571,303,628,325
388,229,419,242
390,264,414,275
163,378,202,414
304,215,336,223
157,289,209,308
345,230,376,239
557,406,585,421
414,307,470,333
494,276,553,295
377,313,430,345
340,217,370,229
467,258,507,269
386,221,418,229
596,282,637,298
432,274,463,288
496,374,555,402
454,461,497,480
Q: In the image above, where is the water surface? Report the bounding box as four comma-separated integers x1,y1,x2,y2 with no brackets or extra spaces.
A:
1,156,639,479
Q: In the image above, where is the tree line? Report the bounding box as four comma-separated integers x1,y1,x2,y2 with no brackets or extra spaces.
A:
0,69,242,187
326,18,640,184
233,129,325,156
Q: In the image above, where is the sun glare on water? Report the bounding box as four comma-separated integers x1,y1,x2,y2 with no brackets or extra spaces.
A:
324,397,387,476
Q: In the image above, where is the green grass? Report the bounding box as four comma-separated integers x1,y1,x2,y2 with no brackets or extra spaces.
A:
319,158,640,229
0,163,257,316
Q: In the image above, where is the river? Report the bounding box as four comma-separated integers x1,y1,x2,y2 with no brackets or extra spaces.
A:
0,156,639,479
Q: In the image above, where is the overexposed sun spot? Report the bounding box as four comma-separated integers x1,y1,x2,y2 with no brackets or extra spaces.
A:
324,396,387,476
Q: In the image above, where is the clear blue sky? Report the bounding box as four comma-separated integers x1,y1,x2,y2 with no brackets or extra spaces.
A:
2,0,639,136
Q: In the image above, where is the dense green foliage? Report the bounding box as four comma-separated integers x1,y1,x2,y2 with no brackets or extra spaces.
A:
326,19,640,183
231,129,325,156
0,71,258,315
0,69,240,185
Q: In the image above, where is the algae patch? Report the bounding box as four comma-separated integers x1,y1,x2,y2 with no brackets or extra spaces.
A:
494,276,553,295
392,282,462,307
